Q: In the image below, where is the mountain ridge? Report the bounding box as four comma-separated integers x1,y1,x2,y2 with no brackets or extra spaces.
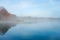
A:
0,7,16,21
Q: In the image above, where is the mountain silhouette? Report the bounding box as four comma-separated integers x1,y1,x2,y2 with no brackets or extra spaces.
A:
0,7,16,21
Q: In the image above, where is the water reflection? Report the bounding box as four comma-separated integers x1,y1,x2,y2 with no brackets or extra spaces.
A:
0,23,16,35
0,21,60,40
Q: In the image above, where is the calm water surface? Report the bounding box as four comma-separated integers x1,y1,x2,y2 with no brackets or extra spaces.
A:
0,21,60,40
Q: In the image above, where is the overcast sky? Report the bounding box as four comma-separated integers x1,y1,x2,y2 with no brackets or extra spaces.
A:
0,0,60,18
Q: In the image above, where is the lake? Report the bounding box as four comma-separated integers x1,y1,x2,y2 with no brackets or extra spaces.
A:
0,21,60,40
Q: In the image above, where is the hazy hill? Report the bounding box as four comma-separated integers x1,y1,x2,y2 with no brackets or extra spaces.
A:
0,7,16,21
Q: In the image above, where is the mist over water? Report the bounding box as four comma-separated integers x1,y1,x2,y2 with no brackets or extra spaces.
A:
0,21,60,40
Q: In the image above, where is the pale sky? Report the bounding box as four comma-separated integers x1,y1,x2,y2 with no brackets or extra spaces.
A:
0,0,60,18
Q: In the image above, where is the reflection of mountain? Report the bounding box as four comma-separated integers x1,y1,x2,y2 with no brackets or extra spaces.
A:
0,24,16,35
0,7,16,21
